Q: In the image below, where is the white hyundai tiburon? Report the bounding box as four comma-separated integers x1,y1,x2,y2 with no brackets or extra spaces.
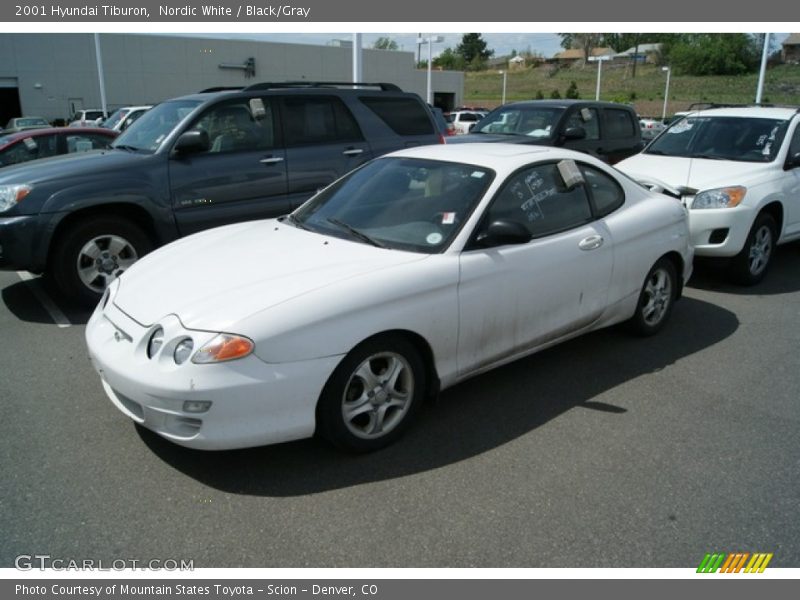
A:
618,106,800,284
86,144,692,452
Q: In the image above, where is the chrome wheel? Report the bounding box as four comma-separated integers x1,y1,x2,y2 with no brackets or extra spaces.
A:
76,234,139,293
641,267,673,327
747,224,773,277
341,352,414,440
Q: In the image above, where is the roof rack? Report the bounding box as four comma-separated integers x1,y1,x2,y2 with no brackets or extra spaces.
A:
198,86,245,93
242,81,402,92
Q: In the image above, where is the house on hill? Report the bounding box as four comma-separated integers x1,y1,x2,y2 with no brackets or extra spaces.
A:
782,34,800,64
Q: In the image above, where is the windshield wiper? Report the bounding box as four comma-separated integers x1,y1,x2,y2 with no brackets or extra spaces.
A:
113,144,141,152
281,213,310,231
326,218,385,248
692,154,726,160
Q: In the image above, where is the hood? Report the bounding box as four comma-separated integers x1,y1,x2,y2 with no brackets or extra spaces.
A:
616,153,771,192
0,148,143,184
113,219,427,331
447,133,548,145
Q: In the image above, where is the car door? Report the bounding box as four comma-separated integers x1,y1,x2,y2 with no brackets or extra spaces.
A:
600,107,641,163
457,161,614,375
279,95,373,209
782,121,800,237
169,96,289,236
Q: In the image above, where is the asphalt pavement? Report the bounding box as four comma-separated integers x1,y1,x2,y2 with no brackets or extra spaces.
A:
1,248,799,568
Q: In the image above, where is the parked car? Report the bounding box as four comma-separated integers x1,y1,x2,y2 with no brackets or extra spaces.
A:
617,106,800,285
0,127,117,168
450,100,644,164
3,117,51,134
85,143,692,452
101,105,152,133
68,109,107,127
429,106,455,138
446,110,486,135
0,81,441,306
639,116,667,141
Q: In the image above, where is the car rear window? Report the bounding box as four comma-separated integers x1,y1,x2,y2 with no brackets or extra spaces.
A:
604,109,637,139
359,96,435,136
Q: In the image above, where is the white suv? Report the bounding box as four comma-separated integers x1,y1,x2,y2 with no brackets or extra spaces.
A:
446,110,486,135
617,107,800,284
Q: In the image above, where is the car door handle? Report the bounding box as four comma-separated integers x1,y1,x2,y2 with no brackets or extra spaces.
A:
342,148,364,156
259,156,284,165
578,235,604,251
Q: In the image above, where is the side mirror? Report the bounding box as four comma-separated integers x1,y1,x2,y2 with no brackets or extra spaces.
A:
476,219,531,248
173,130,209,154
786,151,800,170
562,126,586,141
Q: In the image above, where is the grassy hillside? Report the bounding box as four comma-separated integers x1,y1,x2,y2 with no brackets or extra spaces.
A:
462,63,800,118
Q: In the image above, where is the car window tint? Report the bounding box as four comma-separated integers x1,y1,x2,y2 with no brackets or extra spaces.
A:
604,109,636,139
580,165,625,216
566,107,600,141
281,96,363,146
486,163,593,238
192,99,275,154
788,122,800,157
359,96,435,136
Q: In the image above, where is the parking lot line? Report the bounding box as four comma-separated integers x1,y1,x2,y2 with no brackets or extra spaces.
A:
16,271,72,328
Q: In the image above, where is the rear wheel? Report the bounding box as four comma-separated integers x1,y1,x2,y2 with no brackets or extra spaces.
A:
48,216,152,307
316,335,426,453
626,258,677,336
729,212,776,286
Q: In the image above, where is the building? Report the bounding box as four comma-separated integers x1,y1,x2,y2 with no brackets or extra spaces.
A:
0,33,464,125
782,33,800,64
614,43,663,64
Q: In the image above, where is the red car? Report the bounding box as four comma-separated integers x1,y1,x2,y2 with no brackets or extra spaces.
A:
0,127,118,168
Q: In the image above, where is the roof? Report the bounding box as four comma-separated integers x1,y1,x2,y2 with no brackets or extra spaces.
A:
385,142,605,176
690,107,799,119
616,43,663,56
783,33,800,46
0,127,116,147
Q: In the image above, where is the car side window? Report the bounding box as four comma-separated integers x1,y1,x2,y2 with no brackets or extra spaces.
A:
65,133,112,153
789,123,800,158
565,108,600,141
484,163,593,239
604,109,636,139
191,99,276,154
580,165,625,216
281,96,364,146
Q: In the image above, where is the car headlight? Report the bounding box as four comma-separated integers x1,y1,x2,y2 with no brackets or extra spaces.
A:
0,184,32,212
192,333,254,364
691,186,746,209
173,338,195,365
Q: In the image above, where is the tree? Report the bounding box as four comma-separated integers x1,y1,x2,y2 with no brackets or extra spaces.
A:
456,33,493,71
558,33,603,62
372,37,398,51
432,47,464,70
663,34,759,75
565,81,579,99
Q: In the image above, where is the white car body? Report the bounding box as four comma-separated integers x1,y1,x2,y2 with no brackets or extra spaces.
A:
86,144,692,451
618,107,800,259
448,111,485,135
101,105,152,132
68,109,106,128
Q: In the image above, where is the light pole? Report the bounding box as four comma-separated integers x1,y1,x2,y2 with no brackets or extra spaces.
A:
416,35,444,105
755,33,770,105
498,70,507,105
588,55,611,101
661,66,671,120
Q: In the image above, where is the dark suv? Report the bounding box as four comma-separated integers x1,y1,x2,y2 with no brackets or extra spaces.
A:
449,100,643,164
0,82,440,305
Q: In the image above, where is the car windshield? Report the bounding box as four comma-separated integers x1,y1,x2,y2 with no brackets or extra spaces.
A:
101,109,128,129
17,118,49,127
471,106,564,138
645,116,789,162
293,157,494,253
112,100,201,152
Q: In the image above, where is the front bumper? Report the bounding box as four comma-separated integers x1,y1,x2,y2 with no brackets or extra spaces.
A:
685,201,756,258
85,298,343,450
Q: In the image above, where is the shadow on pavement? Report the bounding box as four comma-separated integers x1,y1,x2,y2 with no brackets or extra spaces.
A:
138,295,739,497
1,275,92,326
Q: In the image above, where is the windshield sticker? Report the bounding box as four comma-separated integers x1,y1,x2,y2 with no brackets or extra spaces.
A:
23,137,37,150
441,212,456,225
426,232,443,245
669,121,694,134
470,171,485,178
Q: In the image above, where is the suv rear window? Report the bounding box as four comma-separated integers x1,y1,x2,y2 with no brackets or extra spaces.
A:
604,109,636,139
281,96,363,145
359,96,434,136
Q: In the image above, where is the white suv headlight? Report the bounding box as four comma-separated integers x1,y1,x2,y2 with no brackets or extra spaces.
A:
0,184,32,212
691,186,746,209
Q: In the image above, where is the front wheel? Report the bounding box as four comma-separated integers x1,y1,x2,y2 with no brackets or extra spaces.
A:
626,258,677,337
316,335,427,453
48,216,152,307
729,212,776,286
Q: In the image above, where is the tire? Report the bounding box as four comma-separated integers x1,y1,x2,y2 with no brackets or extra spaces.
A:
316,335,427,453
48,216,152,308
728,212,777,286
626,257,677,337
